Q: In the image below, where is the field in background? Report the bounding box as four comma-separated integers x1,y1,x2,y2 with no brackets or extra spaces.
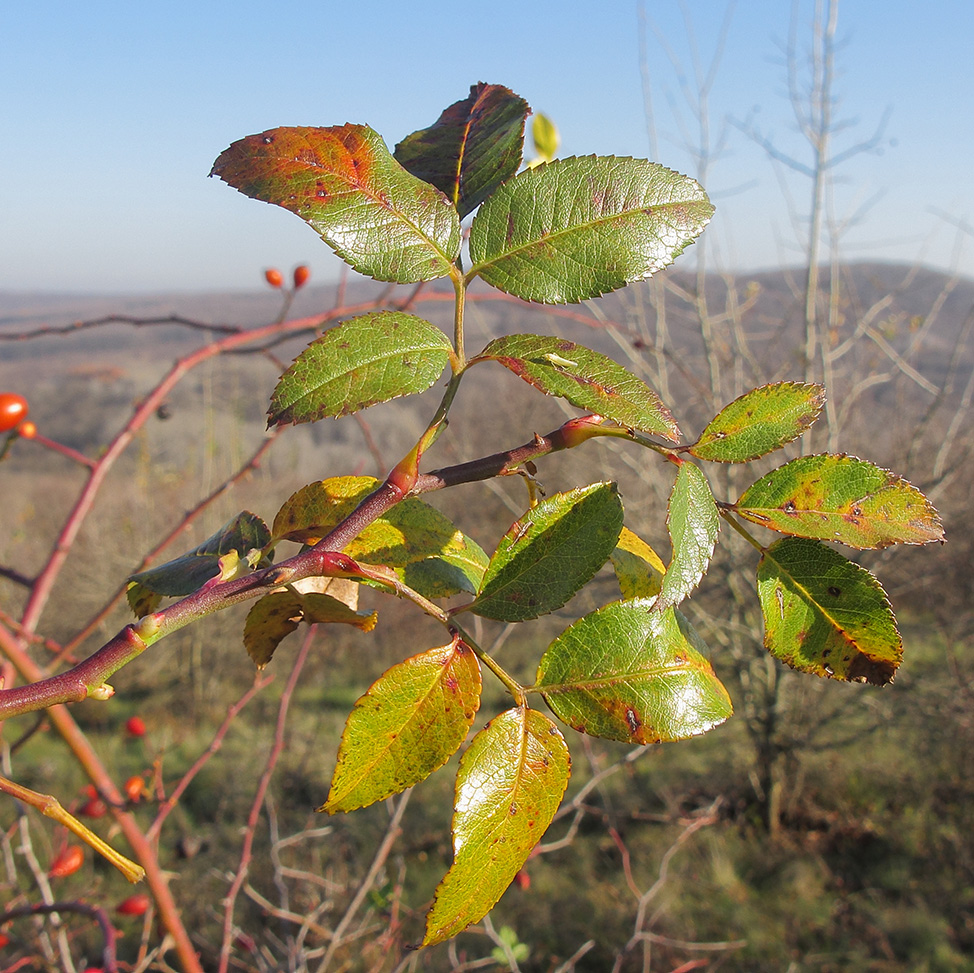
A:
1,263,972,971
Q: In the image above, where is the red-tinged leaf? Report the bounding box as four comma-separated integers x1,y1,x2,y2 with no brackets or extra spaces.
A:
467,156,713,303
471,483,624,622
211,125,460,283
657,462,718,611
395,83,530,219
126,512,270,616
322,638,482,813
423,707,570,946
471,334,679,440
610,526,665,600
268,312,453,427
757,537,902,685
690,382,826,462
735,454,944,550
244,578,375,669
536,600,732,743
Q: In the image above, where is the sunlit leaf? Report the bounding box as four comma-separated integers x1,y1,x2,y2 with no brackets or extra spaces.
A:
536,600,732,743
423,707,570,946
322,638,481,812
470,483,624,621
610,526,665,600
467,155,713,303
395,83,529,219
471,334,679,440
401,533,489,599
126,512,270,616
657,462,718,611
689,382,826,462
211,124,460,282
735,454,944,549
268,313,452,427
757,537,901,685
531,113,559,164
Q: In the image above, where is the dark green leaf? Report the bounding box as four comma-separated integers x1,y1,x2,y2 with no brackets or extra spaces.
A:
690,382,826,462
467,156,713,303
470,483,624,621
536,600,732,743
322,638,481,813
423,707,570,946
657,462,718,611
735,454,944,549
268,313,452,427
394,83,529,219
472,334,679,440
126,512,270,615
211,124,460,283
757,537,901,685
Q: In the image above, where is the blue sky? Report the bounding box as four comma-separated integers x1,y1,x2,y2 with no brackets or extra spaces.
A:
2,0,971,293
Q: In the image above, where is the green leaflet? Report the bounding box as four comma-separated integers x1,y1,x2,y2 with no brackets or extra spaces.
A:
735,454,944,549
690,382,826,462
470,483,624,622
757,537,902,685
467,155,713,303
610,526,665,600
126,512,270,616
268,313,452,427
531,113,559,164
423,707,570,946
471,334,679,440
272,477,488,600
657,461,718,611
536,600,732,743
211,124,460,283
322,639,482,813
394,83,529,219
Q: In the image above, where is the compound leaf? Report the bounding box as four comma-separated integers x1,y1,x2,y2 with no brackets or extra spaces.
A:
322,638,482,813
757,537,901,685
467,156,713,303
536,600,732,743
268,313,452,427
657,462,718,611
735,454,944,549
690,382,826,462
211,124,460,282
472,334,679,440
423,707,570,946
470,483,624,622
127,512,270,615
395,83,529,219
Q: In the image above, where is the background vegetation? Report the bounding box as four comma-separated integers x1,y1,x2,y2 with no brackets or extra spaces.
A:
1,252,972,972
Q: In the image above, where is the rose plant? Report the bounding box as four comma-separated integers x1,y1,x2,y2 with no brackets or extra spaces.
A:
0,83,943,959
